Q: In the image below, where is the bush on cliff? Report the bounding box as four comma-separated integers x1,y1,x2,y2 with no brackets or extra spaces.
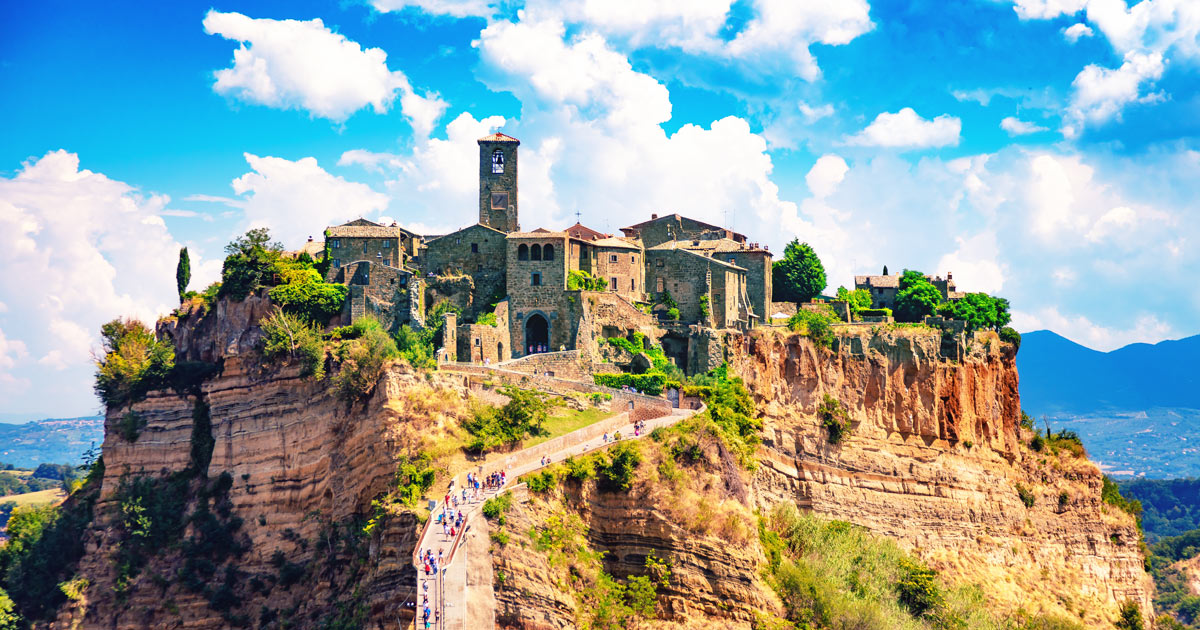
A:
593,372,667,396
937,292,1012,332
219,228,284,301
787,307,838,348
267,270,348,326
894,270,942,323
260,307,326,379
462,387,554,453
817,394,852,444
393,324,436,369
999,326,1022,351
94,318,176,408
333,316,398,403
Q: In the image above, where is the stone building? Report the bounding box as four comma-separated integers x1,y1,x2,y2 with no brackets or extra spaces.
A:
325,218,408,271
854,271,961,310
320,131,780,374
422,223,508,319
620,213,747,248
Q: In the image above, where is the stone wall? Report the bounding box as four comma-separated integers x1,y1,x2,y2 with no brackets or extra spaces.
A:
591,244,645,303
422,224,507,319
331,260,415,331
623,214,742,248
725,250,771,323
456,300,512,363
499,350,592,381
327,235,401,269
507,234,574,355
646,247,748,329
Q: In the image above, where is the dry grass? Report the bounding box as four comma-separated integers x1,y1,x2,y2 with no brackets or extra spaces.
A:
0,487,66,507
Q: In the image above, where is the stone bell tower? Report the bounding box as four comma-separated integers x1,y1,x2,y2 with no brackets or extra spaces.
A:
477,133,519,233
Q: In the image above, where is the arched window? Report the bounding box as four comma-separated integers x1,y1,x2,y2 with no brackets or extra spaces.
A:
543,244,555,261
518,244,529,260
492,149,504,174
531,244,542,261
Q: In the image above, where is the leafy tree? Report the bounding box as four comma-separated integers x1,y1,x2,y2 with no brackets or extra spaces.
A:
176,247,191,303
772,240,826,303
937,292,1012,331
219,228,284,301
260,307,326,379
333,316,398,402
835,286,872,314
462,387,555,453
267,277,348,326
94,318,175,407
893,270,941,323
394,324,436,369
0,587,18,630
1114,601,1144,630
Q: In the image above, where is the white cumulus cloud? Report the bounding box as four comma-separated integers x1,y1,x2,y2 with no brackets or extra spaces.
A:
203,10,446,130
845,108,962,149
806,155,849,198
1000,116,1049,135
229,153,390,248
1063,22,1094,42
0,151,201,414
1063,50,1164,135
370,0,493,18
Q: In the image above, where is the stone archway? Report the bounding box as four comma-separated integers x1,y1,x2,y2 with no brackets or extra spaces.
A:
525,313,549,353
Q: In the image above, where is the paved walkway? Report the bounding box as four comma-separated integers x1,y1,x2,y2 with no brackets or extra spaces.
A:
408,403,702,630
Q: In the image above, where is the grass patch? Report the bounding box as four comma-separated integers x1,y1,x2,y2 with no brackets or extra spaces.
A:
523,407,609,448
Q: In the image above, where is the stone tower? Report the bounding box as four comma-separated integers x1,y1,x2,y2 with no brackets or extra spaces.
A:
478,133,520,233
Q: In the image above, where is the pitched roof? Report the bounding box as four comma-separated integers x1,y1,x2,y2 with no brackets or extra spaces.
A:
854,274,900,288
564,222,609,241
478,132,520,143
647,242,746,271
588,237,640,250
679,238,769,254
507,230,569,239
423,222,507,244
619,213,747,242
327,225,406,238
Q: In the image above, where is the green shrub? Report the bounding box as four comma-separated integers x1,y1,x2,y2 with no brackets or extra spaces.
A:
482,492,514,519
462,387,555,453
475,312,498,327
787,308,837,347
564,457,595,481
393,324,436,369
817,394,851,444
1016,484,1036,508
567,270,608,291
394,454,436,507
594,442,641,492
593,372,667,396
333,317,398,402
666,307,680,321
268,278,348,326
1102,476,1143,519
525,469,559,493
680,364,761,469
895,557,943,617
218,228,284,301
999,326,1022,351
1115,601,1144,630
937,292,1013,332
93,318,176,408
858,307,893,318
490,530,510,546
260,307,326,379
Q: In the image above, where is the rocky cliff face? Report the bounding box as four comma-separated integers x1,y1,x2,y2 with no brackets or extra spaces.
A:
735,326,1152,626
49,297,468,630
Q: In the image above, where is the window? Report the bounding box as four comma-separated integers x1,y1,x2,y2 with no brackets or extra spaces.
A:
543,244,555,260
363,242,369,253
531,244,542,261
609,254,618,262
518,244,529,260
455,238,461,244
531,272,542,286
471,243,478,253
610,277,617,291
630,278,635,291
492,149,504,174
631,255,636,263
475,338,481,346
383,240,391,248
728,258,735,264
655,259,664,268
333,259,341,268
332,239,340,248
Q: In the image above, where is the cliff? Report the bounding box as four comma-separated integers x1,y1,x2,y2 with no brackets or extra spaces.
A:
48,295,470,629
736,326,1152,626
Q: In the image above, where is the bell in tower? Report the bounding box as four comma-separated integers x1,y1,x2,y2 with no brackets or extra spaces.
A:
477,133,520,233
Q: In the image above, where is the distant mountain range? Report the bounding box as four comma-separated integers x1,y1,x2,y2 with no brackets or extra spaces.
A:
1017,330,1200,478
1018,330,1200,414
0,416,104,468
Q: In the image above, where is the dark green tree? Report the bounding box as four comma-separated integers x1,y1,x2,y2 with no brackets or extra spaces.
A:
937,292,1012,331
882,264,888,276
772,240,826,304
893,270,941,323
176,247,191,302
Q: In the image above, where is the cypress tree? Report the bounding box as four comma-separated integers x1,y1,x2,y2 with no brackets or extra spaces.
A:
176,247,191,302
883,264,889,276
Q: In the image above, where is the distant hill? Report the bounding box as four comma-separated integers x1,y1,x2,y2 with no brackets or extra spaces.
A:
0,416,104,468
1017,330,1200,414
1017,331,1200,478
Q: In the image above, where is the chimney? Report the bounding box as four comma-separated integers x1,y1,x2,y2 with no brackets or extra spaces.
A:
651,213,658,220
307,236,313,242
947,271,953,280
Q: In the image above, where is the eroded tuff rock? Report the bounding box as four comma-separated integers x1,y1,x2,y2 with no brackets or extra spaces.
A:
49,298,469,630
736,327,1152,627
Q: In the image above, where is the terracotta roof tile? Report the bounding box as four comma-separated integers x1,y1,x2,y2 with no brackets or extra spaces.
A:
478,132,519,143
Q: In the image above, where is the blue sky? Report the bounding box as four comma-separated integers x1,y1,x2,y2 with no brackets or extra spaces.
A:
1,0,1198,419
